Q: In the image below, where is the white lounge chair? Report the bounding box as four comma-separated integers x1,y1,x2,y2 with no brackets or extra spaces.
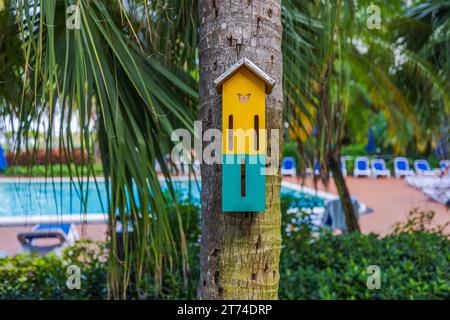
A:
394,157,414,178
313,158,347,177
182,163,190,175
414,159,440,176
353,157,371,177
328,158,348,177
173,155,190,176
17,223,78,255
281,157,296,177
193,160,201,176
371,159,391,178
439,160,450,172
341,157,348,177
181,160,201,177
321,197,361,233
313,160,320,176
155,160,162,173
422,186,450,205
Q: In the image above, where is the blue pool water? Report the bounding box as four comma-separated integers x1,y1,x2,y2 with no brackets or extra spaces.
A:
0,180,323,217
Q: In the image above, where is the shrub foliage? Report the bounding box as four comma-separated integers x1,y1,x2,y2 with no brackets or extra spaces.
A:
0,198,448,299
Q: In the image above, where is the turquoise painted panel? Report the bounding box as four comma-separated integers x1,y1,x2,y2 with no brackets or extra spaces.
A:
222,154,266,212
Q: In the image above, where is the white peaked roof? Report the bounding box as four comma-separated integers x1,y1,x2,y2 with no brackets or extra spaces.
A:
213,58,276,94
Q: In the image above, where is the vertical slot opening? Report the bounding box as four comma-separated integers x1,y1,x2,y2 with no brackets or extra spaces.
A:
241,158,246,197
228,115,233,151
254,115,259,151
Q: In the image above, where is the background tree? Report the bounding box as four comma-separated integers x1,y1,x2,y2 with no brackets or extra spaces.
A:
283,0,360,232
283,0,449,232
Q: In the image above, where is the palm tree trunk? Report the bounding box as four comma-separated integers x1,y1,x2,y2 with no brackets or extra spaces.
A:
198,0,283,299
328,153,360,233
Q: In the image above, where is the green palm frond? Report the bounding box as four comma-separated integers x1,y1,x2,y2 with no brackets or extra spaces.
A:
283,0,449,172
3,0,197,298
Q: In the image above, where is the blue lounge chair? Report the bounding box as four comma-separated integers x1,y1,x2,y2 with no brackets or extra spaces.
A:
371,159,391,178
353,157,371,177
314,160,320,176
439,160,450,172
414,159,440,176
394,157,414,178
17,223,78,255
312,158,347,177
0,145,7,171
281,157,296,177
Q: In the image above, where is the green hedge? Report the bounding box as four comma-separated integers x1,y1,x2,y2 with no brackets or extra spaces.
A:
2,164,104,177
280,231,449,299
341,144,367,156
0,197,448,299
0,241,107,299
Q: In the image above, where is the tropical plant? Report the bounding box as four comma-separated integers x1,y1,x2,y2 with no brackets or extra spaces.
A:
282,0,449,232
2,0,448,300
0,0,197,299
283,0,360,232
2,203,449,300
393,1,450,155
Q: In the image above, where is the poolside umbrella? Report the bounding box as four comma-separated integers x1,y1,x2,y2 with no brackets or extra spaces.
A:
364,128,376,154
0,145,7,171
434,138,447,159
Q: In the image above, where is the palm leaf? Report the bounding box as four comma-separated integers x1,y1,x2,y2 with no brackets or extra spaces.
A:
3,0,197,298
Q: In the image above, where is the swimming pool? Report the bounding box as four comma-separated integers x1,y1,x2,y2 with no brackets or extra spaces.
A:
0,178,334,224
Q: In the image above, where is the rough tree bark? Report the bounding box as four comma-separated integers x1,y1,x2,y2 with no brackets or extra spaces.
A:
198,0,283,299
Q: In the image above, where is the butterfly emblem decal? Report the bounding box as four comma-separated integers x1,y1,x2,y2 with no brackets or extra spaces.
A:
237,93,251,103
